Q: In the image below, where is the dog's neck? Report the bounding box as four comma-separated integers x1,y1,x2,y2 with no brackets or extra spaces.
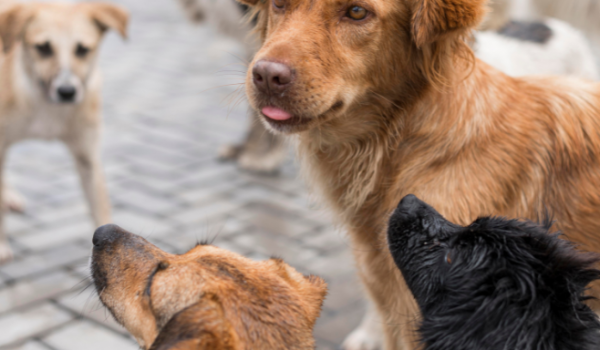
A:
296,60,514,231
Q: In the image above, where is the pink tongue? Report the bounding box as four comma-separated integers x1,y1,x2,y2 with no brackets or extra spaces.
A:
262,106,292,121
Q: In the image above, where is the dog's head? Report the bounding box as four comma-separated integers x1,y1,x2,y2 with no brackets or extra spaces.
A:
91,224,327,350
238,0,486,134
387,195,600,350
0,2,128,104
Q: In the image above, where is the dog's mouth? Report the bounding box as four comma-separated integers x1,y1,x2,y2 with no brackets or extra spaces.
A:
260,101,344,133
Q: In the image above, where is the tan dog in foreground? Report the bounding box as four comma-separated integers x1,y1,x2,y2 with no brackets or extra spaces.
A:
0,2,127,262
91,224,327,350
237,0,600,349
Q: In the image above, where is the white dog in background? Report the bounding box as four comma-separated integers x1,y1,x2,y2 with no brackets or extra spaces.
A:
489,0,600,60
475,18,599,79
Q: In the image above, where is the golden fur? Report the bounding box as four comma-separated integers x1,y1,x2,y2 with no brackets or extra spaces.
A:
91,225,327,350
238,0,600,349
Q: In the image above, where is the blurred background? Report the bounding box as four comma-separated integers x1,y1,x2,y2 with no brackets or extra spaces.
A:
2,0,600,349
0,0,360,349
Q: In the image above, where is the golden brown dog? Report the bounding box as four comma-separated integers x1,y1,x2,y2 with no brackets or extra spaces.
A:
91,224,327,350
0,1,127,262
236,0,600,349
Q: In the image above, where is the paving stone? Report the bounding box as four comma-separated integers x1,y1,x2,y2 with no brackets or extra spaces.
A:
0,0,376,347
4,340,51,350
0,303,72,348
111,209,176,236
42,320,138,350
0,242,90,280
0,271,81,314
14,220,94,252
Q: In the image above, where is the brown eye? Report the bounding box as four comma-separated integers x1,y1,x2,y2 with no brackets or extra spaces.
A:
445,252,452,264
347,6,367,20
35,42,53,57
75,43,90,58
273,0,284,9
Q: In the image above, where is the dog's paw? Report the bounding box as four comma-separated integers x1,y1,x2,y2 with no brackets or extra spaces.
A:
341,327,383,350
237,150,284,175
218,143,244,161
0,242,14,264
3,187,25,213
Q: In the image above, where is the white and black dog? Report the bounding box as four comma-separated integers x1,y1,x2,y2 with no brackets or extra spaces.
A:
388,195,600,350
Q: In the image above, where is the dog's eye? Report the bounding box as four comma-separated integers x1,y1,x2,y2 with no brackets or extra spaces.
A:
273,0,284,9
347,6,368,21
445,252,452,264
75,44,90,58
35,42,53,57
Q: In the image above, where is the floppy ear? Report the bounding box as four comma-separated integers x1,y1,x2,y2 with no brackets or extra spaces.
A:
85,2,129,39
412,0,487,48
0,4,35,53
149,297,237,350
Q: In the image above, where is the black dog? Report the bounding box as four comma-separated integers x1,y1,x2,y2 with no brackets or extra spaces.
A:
388,195,600,350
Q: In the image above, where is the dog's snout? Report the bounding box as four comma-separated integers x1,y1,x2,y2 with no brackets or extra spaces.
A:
93,224,121,247
57,85,77,102
252,60,294,94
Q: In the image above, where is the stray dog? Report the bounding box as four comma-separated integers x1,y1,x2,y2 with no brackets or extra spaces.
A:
388,195,600,350
237,0,600,349
91,224,327,350
475,19,599,79
176,0,287,174
0,2,128,262
177,0,598,176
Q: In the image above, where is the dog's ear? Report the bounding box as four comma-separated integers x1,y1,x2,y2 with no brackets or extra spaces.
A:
0,4,35,53
267,258,328,325
84,2,129,39
149,296,237,350
412,0,487,47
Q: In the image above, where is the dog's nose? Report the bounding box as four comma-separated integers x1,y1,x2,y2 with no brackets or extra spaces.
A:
57,85,77,102
252,60,294,94
93,224,121,247
398,194,422,216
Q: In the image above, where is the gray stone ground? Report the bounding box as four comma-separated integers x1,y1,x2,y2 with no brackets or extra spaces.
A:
0,0,365,349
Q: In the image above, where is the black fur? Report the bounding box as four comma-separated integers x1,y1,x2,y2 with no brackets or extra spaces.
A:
498,20,553,44
388,195,600,350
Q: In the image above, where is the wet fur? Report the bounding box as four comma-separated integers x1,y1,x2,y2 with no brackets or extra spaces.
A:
238,0,600,349
388,195,600,350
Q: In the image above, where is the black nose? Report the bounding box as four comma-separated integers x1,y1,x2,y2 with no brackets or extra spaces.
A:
57,85,76,102
398,194,420,213
252,60,294,94
93,224,121,247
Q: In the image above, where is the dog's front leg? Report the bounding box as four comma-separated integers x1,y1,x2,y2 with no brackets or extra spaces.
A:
342,298,384,350
0,150,13,263
64,128,111,226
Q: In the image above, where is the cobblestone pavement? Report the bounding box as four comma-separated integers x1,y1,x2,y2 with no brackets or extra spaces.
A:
0,1,365,349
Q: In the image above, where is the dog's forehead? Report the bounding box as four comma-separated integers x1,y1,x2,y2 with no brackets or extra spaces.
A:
25,4,101,45
282,0,396,16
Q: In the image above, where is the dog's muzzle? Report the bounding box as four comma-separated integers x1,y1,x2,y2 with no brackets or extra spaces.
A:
49,69,84,104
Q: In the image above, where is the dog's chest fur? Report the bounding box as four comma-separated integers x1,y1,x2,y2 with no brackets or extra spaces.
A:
1,92,80,144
